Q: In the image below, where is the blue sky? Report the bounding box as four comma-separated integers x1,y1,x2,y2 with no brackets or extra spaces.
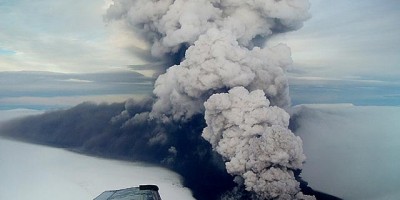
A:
0,0,399,109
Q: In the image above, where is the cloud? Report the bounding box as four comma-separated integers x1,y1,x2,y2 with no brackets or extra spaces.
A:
203,87,306,199
288,75,400,106
0,70,153,109
104,0,315,199
0,70,153,95
151,30,293,121
0,137,195,200
0,95,143,110
0,100,237,200
62,79,94,83
0,0,148,73
0,0,365,199
290,104,400,200
270,0,400,81
0,109,44,123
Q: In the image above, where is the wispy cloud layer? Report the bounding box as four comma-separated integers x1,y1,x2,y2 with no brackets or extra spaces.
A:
289,75,400,106
0,70,153,110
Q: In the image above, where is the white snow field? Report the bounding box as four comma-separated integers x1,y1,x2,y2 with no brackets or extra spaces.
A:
293,104,400,200
0,137,194,200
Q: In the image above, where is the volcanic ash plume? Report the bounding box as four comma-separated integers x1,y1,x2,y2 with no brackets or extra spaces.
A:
151,29,293,121
203,87,309,199
106,0,310,58
106,0,313,199
106,0,311,113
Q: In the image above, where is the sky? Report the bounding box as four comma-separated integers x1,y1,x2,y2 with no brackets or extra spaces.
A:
281,0,400,81
0,0,399,109
0,0,148,73
274,0,400,106
0,70,153,110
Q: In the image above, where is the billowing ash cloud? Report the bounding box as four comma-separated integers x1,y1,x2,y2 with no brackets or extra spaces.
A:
151,29,292,121
203,87,308,199
105,0,313,199
106,0,310,119
106,0,310,58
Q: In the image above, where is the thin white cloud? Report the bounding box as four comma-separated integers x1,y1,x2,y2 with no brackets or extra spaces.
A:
62,79,94,83
288,75,395,85
0,94,147,108
289,76,342,82
0,70,153,110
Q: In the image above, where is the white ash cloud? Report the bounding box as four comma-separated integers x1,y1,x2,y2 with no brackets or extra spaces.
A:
105,0,310,57
202,87,311,199
151,29,292,121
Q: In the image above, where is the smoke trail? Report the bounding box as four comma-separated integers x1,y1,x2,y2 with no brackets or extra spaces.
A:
106,0,314,199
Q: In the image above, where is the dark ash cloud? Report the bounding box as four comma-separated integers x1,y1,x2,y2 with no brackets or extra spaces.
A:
0,100,340,200
0,100,235,200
